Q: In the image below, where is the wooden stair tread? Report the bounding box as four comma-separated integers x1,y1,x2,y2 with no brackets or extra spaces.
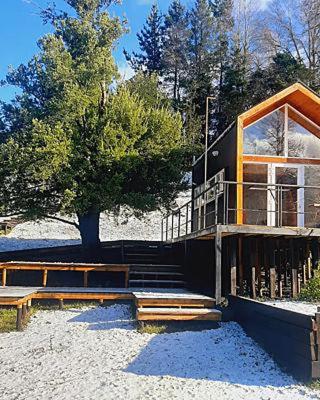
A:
130,279,186,284
137,307,220,314
129,271,184,276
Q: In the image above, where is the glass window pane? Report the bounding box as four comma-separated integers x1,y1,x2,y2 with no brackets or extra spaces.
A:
244,107,285,156
243,163,268,225
304,166,320,228
288,108,320,158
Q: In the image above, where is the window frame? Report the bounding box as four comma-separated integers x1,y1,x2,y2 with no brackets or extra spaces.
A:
243,104,320,159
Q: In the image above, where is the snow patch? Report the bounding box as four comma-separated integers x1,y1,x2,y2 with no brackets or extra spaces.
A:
264,300,319,316
0,304,318,400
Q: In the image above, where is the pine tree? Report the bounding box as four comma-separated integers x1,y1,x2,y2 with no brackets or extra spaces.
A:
0,0,191,248
162,0,189,109
124,4,164,74
186,0,217,142
210,0,233,136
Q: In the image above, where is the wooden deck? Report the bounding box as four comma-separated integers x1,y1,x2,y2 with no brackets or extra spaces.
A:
0,286,218,330
170,224,320,243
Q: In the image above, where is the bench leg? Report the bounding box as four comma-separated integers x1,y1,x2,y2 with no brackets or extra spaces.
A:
58,299,64,310
16,305,23,331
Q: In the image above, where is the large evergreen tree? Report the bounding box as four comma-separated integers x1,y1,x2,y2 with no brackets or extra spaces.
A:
186,0,217,141
162,0,189,109
0,0,191,248
124,4,164,74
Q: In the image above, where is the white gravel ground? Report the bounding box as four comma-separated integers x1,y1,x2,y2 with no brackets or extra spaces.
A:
0,192,190,252
0,304,319,400
264,300,319,316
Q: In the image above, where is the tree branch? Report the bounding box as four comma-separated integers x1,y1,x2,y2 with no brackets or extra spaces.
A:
42,214,80,229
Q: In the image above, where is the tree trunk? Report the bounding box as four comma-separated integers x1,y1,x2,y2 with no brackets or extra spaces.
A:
78,211,101,249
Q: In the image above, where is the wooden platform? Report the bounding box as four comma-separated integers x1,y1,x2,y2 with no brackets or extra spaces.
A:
170,223,320,243
0,286,218,330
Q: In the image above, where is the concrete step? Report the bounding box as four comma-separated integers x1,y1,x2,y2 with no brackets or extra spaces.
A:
137,307,221,321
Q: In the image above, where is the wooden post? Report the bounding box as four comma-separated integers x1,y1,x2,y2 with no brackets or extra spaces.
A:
238,235,244,295
250,239,256,299
2,268,6,287
307,242,312,280
99,299,104,305
125,270,129,288
16,305,23,331
84,271,88,288
270,268,276,299
58,299,64,310
291,240,298,298
316,307,320,362
27,299,32,310
22,303,27,320
42,269,48,287
269,240,276,299
277,240,283,298
215,229,222,304
230,236,237,296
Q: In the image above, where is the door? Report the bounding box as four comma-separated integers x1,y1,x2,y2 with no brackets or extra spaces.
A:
267,164,304,227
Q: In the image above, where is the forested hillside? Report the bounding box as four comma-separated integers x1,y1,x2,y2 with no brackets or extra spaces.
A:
125,0,320,142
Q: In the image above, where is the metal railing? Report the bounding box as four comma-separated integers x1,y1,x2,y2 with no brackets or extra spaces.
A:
161,180,320,241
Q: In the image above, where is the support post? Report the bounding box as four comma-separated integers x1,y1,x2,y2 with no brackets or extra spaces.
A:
58,299,64,310
84,271,88,288
238,235,244,295
2,268,6,287
291,240,298,298
22,303,27,320
125,270,129,288
16,305,23,331
250,239,256,299
230,237,237,296
215,229,222,304
270,268,276,299
42,269,48,287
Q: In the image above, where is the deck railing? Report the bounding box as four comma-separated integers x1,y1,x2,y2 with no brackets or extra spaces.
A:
161,181,320,241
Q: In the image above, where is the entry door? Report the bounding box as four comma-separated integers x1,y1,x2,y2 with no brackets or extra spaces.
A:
267,164,304,227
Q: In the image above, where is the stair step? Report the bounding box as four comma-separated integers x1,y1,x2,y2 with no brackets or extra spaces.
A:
130,279,186,285
137,307,221,321
136,298,215,308
130,271,184,277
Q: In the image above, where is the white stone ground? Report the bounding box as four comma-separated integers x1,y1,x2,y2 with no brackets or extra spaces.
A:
264,300,319,316
0,304,319,400
0,191,191,252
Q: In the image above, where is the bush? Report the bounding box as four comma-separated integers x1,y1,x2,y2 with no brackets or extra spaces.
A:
299,272,320,302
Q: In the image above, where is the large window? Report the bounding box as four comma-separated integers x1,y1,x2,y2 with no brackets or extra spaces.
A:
244,104,320,158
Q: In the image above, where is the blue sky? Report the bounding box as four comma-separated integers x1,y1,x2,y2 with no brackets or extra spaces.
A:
0,0,270,103
0,0,191,102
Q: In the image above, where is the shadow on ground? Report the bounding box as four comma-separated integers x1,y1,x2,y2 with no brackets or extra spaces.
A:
125,323,294,387
67,302,136,331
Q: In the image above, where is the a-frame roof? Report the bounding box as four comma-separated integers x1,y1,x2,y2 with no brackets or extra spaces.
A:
239,83,320,134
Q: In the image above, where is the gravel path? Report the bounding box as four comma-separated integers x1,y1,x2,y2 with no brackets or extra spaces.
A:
0,304,319,400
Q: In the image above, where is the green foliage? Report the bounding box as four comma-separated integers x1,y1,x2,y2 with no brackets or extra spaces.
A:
0,0,192,246
299,271,320,302
124,4,164,74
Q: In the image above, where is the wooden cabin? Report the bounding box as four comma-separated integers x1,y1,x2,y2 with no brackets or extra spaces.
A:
162,83,320,303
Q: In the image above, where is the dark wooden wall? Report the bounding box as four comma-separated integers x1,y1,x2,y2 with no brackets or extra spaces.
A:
229,295,320,382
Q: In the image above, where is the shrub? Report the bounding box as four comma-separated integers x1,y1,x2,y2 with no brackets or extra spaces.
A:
299,272,320,302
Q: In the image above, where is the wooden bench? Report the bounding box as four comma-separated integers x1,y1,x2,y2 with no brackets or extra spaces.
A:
0,262,130,288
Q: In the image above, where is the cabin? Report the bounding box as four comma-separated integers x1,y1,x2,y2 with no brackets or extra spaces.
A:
162,83,320,303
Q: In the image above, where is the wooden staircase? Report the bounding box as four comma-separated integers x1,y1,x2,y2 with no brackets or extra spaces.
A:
125,242,187,289
135,292,221,322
